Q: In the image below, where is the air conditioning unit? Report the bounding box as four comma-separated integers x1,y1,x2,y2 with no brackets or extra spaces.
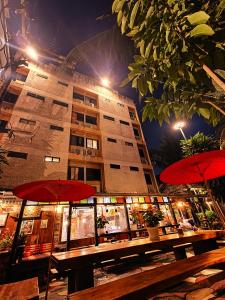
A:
75,149,81,155
86,149,93,156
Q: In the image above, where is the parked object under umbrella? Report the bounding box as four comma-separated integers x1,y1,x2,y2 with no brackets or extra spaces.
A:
160,150,225,227
12,179,96,299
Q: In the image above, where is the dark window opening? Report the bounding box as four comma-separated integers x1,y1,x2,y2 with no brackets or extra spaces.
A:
70,135,84,147
73,92,84,101
0,120,8,132
8,151,27,159
120,120,129,126
125,141,133,146
110,164,120,169
50,125,64,131
86,168,101,181
68,166,84,180
27,92,45,101
19,118,36,126
133,127,140,137
58,81,68,87
130,166,139,171
138,148,145,158
2,91,19,103
144,173,152,185
77,113,84,122
104,115,115,121
37,73,48,79
107,138,117,143
53,99,68,107
86,115,97,125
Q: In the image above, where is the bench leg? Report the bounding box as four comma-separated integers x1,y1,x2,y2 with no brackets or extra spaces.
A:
68,266,94,294
173,247,187,260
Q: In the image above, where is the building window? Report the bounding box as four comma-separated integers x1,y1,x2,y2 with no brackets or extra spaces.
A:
45,156,60,163
58,81,68,87
2,91,19,103
133,127,140,137
86,115,97,125
37,73,48,79
110,164,120,169
103,115,115,121
53,99,68,107
138,148,145,158
68,166,84,180
8,151,27,159
0,120,8,133
27,92,45,101
117,102,124,107
86,168,101,181
73,92,84,101
19,118,36,126
129,110,136,120
107,138,117,143
144,173,152,185
86,138,98,149
130,166,139,171
125,141,133,146
70,135,84,147
120,120,129,126
50,125,64,131
77,113,84,122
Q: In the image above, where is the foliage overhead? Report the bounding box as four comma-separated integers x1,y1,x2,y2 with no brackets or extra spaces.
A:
112,0,225,125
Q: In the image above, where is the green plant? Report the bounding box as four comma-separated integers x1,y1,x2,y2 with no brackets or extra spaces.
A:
0,232,13,251
130,209,139,224
142,206,164,227
96,215,109,229
113,0,225,126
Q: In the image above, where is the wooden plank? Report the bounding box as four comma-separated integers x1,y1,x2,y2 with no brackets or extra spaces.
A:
69,248,225,300
0,277,39,300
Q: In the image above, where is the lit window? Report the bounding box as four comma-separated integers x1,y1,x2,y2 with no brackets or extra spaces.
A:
45,156,60,163
87,138,98,149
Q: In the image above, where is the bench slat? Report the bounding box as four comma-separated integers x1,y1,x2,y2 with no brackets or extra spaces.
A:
69,248,225,300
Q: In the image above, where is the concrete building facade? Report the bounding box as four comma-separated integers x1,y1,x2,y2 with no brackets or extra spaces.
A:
0,62,158,194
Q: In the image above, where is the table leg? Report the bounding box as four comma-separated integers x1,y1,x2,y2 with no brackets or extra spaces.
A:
192,238,218,255
68,266,94,294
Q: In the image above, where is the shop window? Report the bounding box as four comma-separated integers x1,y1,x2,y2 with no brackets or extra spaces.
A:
130,166,139,172
125,141,133,146
103,115,115,121
68,166,84,180
144,173,152,185
50,125,64,131
27,92,45,101
44,156,60,163
70,135,84,147
107,138,117,143
86,138,98,149
86,115,97,125
2,91,19,103
37,73,48,79
19,118,36,126
120,120,129,126
53,99,68,107
110,164,120,169
8,151,28,159
86,168,101,181
58,81,68,87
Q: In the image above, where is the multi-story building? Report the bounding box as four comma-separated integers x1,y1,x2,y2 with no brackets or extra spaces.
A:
0,61,158,194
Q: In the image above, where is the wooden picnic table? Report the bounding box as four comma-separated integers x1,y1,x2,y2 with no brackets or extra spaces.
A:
51,230,225,294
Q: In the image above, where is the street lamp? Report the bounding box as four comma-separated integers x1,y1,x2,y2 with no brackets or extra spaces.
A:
173,121,187,140
101,78,110,87
25,46,38,61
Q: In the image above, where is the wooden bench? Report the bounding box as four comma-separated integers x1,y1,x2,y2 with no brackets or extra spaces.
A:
68,248,225,300
0,277,39,300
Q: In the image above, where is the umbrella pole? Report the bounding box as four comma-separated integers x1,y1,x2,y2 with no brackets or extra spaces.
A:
66,203,72,251
45,204,57,300
205,181,225,228
9,199,27,266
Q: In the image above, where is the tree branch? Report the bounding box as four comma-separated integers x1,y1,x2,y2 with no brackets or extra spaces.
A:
203,100,225,116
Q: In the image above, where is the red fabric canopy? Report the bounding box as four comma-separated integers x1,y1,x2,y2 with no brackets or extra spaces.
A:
160,150,225,185
13,180,96,202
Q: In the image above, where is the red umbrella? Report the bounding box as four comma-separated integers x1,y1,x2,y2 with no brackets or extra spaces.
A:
11,180,96,299
160,150,225,226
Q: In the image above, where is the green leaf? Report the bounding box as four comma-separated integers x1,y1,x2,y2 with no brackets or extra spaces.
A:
129,1,140,29
147,81,154,94
181,40,188,53
146,6,154,18
145,41,153,58
187,11,210,26
198,108,210,119
117,10,123,26
121,14,128,34
112,0,121,13
215,0,225,19
190,24,215,37
153,48,158,61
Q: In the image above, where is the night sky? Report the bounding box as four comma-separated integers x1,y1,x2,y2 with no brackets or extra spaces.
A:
9,0,216,152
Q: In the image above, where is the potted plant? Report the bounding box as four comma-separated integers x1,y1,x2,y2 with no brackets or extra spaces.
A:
142,206,164,241
130,209,139,230
96,215,109,235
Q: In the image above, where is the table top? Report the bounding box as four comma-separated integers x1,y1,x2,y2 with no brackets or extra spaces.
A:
52,230,225,268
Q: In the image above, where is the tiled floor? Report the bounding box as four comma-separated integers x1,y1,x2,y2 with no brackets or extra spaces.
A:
40,250,225,299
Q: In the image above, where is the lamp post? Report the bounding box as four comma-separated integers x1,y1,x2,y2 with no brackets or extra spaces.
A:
173,121,187,140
